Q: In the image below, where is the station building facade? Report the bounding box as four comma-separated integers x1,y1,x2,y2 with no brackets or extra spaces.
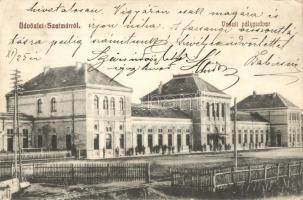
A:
0,63,302,158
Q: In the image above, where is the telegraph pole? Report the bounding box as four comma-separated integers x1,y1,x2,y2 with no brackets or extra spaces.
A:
233,98,238,170
10,69,23,180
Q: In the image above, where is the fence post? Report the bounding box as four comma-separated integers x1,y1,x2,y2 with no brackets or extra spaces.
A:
264,164,267,190
170,168,174,186
145,163,150,183
212,169,216,192
71,163,75,184
276,163,280,180
287,163,291,187
107,163,110,182
248,165,251,183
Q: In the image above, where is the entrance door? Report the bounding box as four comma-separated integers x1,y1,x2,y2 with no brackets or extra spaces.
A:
7,137,13,152
66,134,72,150
137,134,142,148
51,135,57,150
177,134,181,152
276,134,281,146
148,134,153,148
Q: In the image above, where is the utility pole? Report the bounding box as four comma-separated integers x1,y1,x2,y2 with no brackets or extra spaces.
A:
233,98,238,170
10,69,23,180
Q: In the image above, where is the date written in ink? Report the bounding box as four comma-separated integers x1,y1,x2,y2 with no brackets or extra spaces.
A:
6,48,41,64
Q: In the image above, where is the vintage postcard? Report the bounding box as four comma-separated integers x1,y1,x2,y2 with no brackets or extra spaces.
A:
0,0,302,199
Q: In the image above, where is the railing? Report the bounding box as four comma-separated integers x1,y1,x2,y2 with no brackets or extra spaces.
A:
0,163,13,181
171,160,303,192
32,162,150,184
0,151,71,163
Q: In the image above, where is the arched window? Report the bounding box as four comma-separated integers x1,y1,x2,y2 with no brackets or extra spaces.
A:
119,97,124,111
206,103,210,117
94,95,99,112
110,97,115,115
51,97,56,112
37,99,42,113
103,96,109,111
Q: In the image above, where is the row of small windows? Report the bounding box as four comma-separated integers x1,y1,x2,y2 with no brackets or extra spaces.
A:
289,133,303,143
206,103,225,118
94,96,124,112
289,112,300,121
232,133,267,144
136,128,190,133
37,98,57,113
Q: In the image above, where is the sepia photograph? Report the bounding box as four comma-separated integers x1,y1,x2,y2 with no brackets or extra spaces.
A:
0,0,302,199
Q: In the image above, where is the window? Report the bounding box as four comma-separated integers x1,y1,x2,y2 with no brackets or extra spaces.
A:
177,129,181,133
212,103,215,117
238,134,242,144
51,98,56,112
119,124,123,131
232,134,235,144
66,134,72,150
244,134,247,143
221,104,225,118
216,103,219,117
250,134,253,143
261,134,264,143
94,122,99,131
23,129,29,148
206,103,210,117
186,129,190,133
37,99,42,113
148,129,153,133
94,134,99,150
186,134,190,146
137,129,142,133
94,96,99,113
119,97,124,111
158,129,163,133
38,135,43,148
120,134,124,149
256,134,259,143
103,96,109,112
168,129,172,133
110,97,115,114
158,134,163,146
106,134,112,149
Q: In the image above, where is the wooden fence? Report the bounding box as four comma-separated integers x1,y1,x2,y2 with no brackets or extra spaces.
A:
0,163,13,181
171,160,303,192
32,162,150,184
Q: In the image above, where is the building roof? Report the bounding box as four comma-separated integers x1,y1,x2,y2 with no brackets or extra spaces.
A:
131,104,191,119
237,91,298,110
0,112,34,121
140,73,226,101
8,63,129,95
231,111,268,122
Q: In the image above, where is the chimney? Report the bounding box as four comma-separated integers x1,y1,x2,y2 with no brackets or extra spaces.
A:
158,81,163,95
44,66,50,75
76,62,83,71
253,90,256,98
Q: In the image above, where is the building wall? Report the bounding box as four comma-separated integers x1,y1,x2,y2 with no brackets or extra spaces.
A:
85,86,132,159
0,118,33,152
131,117,193,154
7,89,86,117
142,92,232,150
238,108,302,147
232,121,270,150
